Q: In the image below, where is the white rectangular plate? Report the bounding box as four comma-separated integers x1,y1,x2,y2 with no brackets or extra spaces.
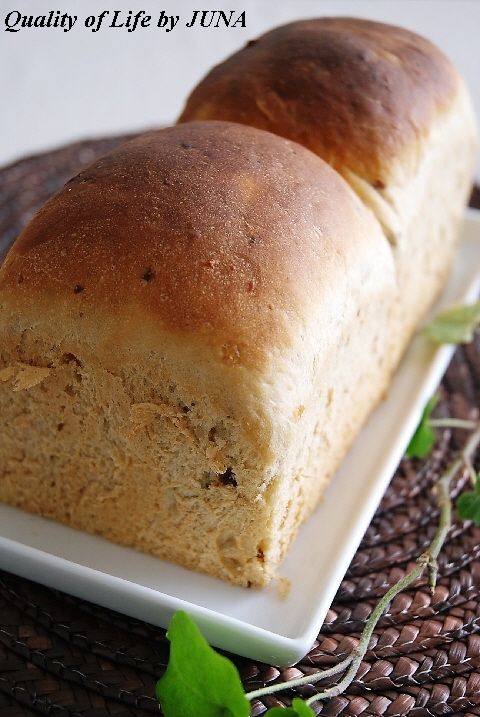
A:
1,211,479,666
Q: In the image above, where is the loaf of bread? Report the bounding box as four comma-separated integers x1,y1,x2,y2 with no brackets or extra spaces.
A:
0,121,397,586
0,19,477,588
179,18,478,352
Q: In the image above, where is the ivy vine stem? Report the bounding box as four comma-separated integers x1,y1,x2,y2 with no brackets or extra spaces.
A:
245,656,353,701
428,418,477,430
245,423,480,709
305,423,480,707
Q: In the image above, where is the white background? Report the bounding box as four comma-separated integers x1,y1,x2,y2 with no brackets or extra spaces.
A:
1,0,479,177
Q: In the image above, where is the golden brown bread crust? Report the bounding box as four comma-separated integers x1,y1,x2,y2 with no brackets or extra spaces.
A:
1,120,382,368
178,18,459,184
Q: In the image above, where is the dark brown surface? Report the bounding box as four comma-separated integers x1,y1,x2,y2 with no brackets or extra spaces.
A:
0,137,479,716
179,18,458,184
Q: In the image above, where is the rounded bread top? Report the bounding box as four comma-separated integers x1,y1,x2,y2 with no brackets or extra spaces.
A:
1,121,388,366
179,18,460,185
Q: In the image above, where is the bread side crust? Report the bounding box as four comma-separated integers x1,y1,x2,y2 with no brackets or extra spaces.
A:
343,79,477,343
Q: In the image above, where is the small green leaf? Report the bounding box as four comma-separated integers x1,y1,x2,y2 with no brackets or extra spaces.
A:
406,395,439,459
423,301,480,344
265,698,315,716
156,611,249,717
457,476,480,526
291,698,316,716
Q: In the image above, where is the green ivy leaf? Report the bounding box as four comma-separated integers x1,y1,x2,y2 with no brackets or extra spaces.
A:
265,698,315,716
457,476,480,526
406,395,439,459
423,302,480,344
156,611,249,717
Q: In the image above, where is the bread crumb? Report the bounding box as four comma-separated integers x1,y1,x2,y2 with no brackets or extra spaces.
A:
0,366,16,382
277,576,291,600
292,405,305,420
130,401,165,433
129,402,199,448
12,365,51,391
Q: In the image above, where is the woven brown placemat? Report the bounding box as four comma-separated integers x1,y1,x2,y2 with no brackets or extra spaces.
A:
0,136,480,717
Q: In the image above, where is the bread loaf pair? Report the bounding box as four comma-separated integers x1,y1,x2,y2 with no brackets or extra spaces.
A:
0,19,476,587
